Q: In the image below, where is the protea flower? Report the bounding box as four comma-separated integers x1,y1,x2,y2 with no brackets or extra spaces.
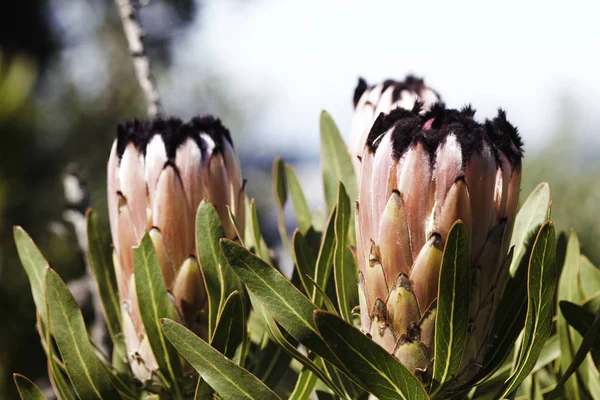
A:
356,104,523,382
350,76,440,176
107,116,245,382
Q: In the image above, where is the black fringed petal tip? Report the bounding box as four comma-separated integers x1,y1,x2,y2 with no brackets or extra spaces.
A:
115,115,233,159
366,103,524,166
352,75,440,108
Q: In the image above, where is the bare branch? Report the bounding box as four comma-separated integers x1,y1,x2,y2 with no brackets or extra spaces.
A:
115,0,162,118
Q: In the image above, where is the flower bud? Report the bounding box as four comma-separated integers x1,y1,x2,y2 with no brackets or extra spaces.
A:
356,104,523,381
350,76,440,177
107,116,245,382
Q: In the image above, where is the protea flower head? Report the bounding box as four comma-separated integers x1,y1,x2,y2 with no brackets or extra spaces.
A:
350,76,440,177
356,104,523,382
107,116,245,381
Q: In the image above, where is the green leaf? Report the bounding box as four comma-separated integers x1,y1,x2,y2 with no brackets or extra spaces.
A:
45,268,119,399
580,256,600,311
312,206,337,307
553,301,600,398
254,303,346,398
431,221,470,395
292,230,317,295
285,164,313,234
133,233,182,392
211,291,246,359
557,231,585,400
196,200,242,340
161,319,281,400
560,301,600,354
333,182,359,322
320,110,358,212
273,157,291,252
86,209,122,341
509,182,550,276
14,373,47,400
500,222,556,398
314,311,429,400
289,369,318,400
220,239,335,360
14,227,49,323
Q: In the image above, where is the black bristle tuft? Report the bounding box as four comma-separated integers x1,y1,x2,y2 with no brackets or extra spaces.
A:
353,77,369,107
114,115,233,161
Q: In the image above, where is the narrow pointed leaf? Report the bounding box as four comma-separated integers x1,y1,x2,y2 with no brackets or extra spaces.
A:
501,222,556,398
334,182,358,322
133,233,182,389
320,110,358,212
161,319,281,400
86,209,122,341
14,374,47,400
550,301,600,399
196,200,242,339
14,227,49,323
431,221,470,395
289,369,318,400
211,291,245,359
293,230,316,295
509,182,550,276
220,239,336,360
285,164,313,234
273,157,290,252
45,268,119,399
314,311,429,400
557,231,585,400
312,206,337,307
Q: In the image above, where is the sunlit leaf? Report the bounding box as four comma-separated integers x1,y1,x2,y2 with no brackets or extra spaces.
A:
320,110,358,212
312,205,337,307
45,269,119,399
14,374,47,400
285,164,313,234
86,209,122,342
333,182,358,322
314,311,429,400
161,319,281,400
133,233,182,393
431,221,470,395
500,222,556,398
509,182,550,276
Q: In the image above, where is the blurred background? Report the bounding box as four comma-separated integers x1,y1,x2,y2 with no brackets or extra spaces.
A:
1,0,599,397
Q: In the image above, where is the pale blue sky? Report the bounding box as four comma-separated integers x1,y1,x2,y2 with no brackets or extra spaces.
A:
168,0,600,156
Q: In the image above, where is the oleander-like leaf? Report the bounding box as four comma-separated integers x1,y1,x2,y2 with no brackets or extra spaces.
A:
14,374,47,400
552,301,600,399
86,209,122,342
431,221,470,395
320,110,358,213
161,319,281,400
211,291,246,359
273,157,291,252
220,239,335,360
289,368,318,400
196,200,242,340
509,182,550,276
45,268,119,399
254,302,346,398
14,227,49,323
285,164,313,234
292,230,316,296
333,182,358,322
133,233,182,393
314,311,429,400
557,231,585,400
500,222,556,398
312,205,337,307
